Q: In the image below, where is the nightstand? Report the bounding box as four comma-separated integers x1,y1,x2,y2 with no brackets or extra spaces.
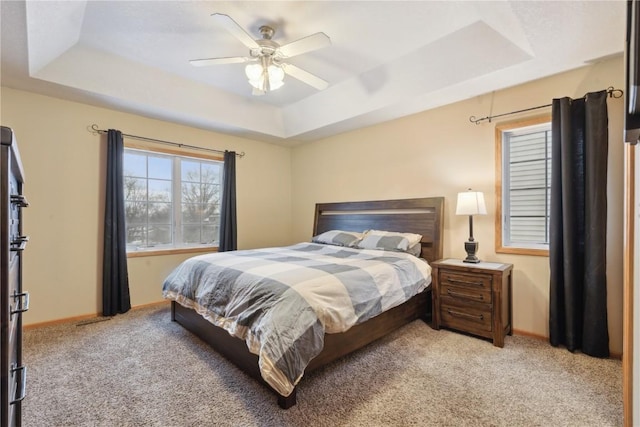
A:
431,259,513,347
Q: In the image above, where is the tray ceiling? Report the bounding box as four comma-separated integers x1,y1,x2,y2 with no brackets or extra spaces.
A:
0,1,626,146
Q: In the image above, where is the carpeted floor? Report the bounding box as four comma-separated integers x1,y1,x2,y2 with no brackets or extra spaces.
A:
22,304,622,426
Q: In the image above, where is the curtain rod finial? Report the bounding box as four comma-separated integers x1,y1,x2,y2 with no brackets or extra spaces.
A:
89,124,102,135
607,86,623,98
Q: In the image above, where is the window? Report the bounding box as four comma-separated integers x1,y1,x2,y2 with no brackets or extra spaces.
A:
123,146,223,254
496,116,551,256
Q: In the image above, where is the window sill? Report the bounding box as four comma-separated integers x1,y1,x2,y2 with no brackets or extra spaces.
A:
496,246,548,257
127,246,218,258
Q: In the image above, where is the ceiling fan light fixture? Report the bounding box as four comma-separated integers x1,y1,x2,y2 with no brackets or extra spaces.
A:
244,63,263,81
268,64,285,84
245,61,284,93
191,14,330,95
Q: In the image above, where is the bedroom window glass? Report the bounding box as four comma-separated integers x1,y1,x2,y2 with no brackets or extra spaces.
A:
123,147,223,253
496,117,551,256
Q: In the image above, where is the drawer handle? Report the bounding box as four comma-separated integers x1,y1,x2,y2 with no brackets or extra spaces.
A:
10,194,29,208
11,291,29,316
447,278,486,287
446,289,484,301
10,365,27,405
10,235,29,251
447,309,484,321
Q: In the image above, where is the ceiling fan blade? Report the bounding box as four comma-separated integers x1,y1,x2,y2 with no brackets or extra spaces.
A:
278,32,331,58
190,56,252,66
211,13,260,50
282,63,329,91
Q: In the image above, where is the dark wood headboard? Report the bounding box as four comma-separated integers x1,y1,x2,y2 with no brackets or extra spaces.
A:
313,197,444,264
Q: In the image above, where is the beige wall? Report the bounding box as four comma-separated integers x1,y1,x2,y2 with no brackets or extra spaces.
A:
1,56,625,355
291,56,625,355
0,87,292,325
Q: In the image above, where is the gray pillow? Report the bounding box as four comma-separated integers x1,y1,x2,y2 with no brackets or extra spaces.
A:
312,230,363,247
356,230,423,253
407,242,422,257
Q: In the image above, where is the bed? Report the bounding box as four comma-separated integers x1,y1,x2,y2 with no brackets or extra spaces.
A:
164,197,444,408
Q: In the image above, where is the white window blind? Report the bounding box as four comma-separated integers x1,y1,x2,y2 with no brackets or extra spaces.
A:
502,122,552,250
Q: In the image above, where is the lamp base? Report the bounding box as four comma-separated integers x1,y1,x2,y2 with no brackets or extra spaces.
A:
463,240,481,263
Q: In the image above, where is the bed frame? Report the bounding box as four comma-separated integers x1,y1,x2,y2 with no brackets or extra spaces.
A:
171,197,444,408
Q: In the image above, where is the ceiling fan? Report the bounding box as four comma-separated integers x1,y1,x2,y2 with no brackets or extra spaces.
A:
190,14,331,96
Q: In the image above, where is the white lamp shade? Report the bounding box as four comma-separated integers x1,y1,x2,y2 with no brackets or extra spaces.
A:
245,63,263,81
456,191,487,216
267,64,284,83
245,62,285,92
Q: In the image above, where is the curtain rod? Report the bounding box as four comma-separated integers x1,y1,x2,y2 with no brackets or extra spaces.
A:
89,124,245,157
468,86,624,125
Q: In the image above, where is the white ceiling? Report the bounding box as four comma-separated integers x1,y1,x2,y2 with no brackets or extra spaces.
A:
0,1,626,146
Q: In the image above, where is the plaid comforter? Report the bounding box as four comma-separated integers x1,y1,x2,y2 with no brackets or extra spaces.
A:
162,242,432,397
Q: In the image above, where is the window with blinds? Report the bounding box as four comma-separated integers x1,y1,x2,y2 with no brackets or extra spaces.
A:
496,117,551,256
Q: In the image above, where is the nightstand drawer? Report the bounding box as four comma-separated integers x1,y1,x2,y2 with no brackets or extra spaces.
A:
439,270,492,292
441,303,492,332
440,283,491,305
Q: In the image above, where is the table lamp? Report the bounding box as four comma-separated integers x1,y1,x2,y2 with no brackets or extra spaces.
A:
456,189,487,263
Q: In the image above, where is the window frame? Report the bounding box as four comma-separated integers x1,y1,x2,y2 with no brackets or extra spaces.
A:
495,115,551,257
123,141,224,258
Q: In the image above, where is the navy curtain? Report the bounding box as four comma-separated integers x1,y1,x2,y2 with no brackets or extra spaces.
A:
102,129,131,316
549,90,609,357
219,150,237,252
